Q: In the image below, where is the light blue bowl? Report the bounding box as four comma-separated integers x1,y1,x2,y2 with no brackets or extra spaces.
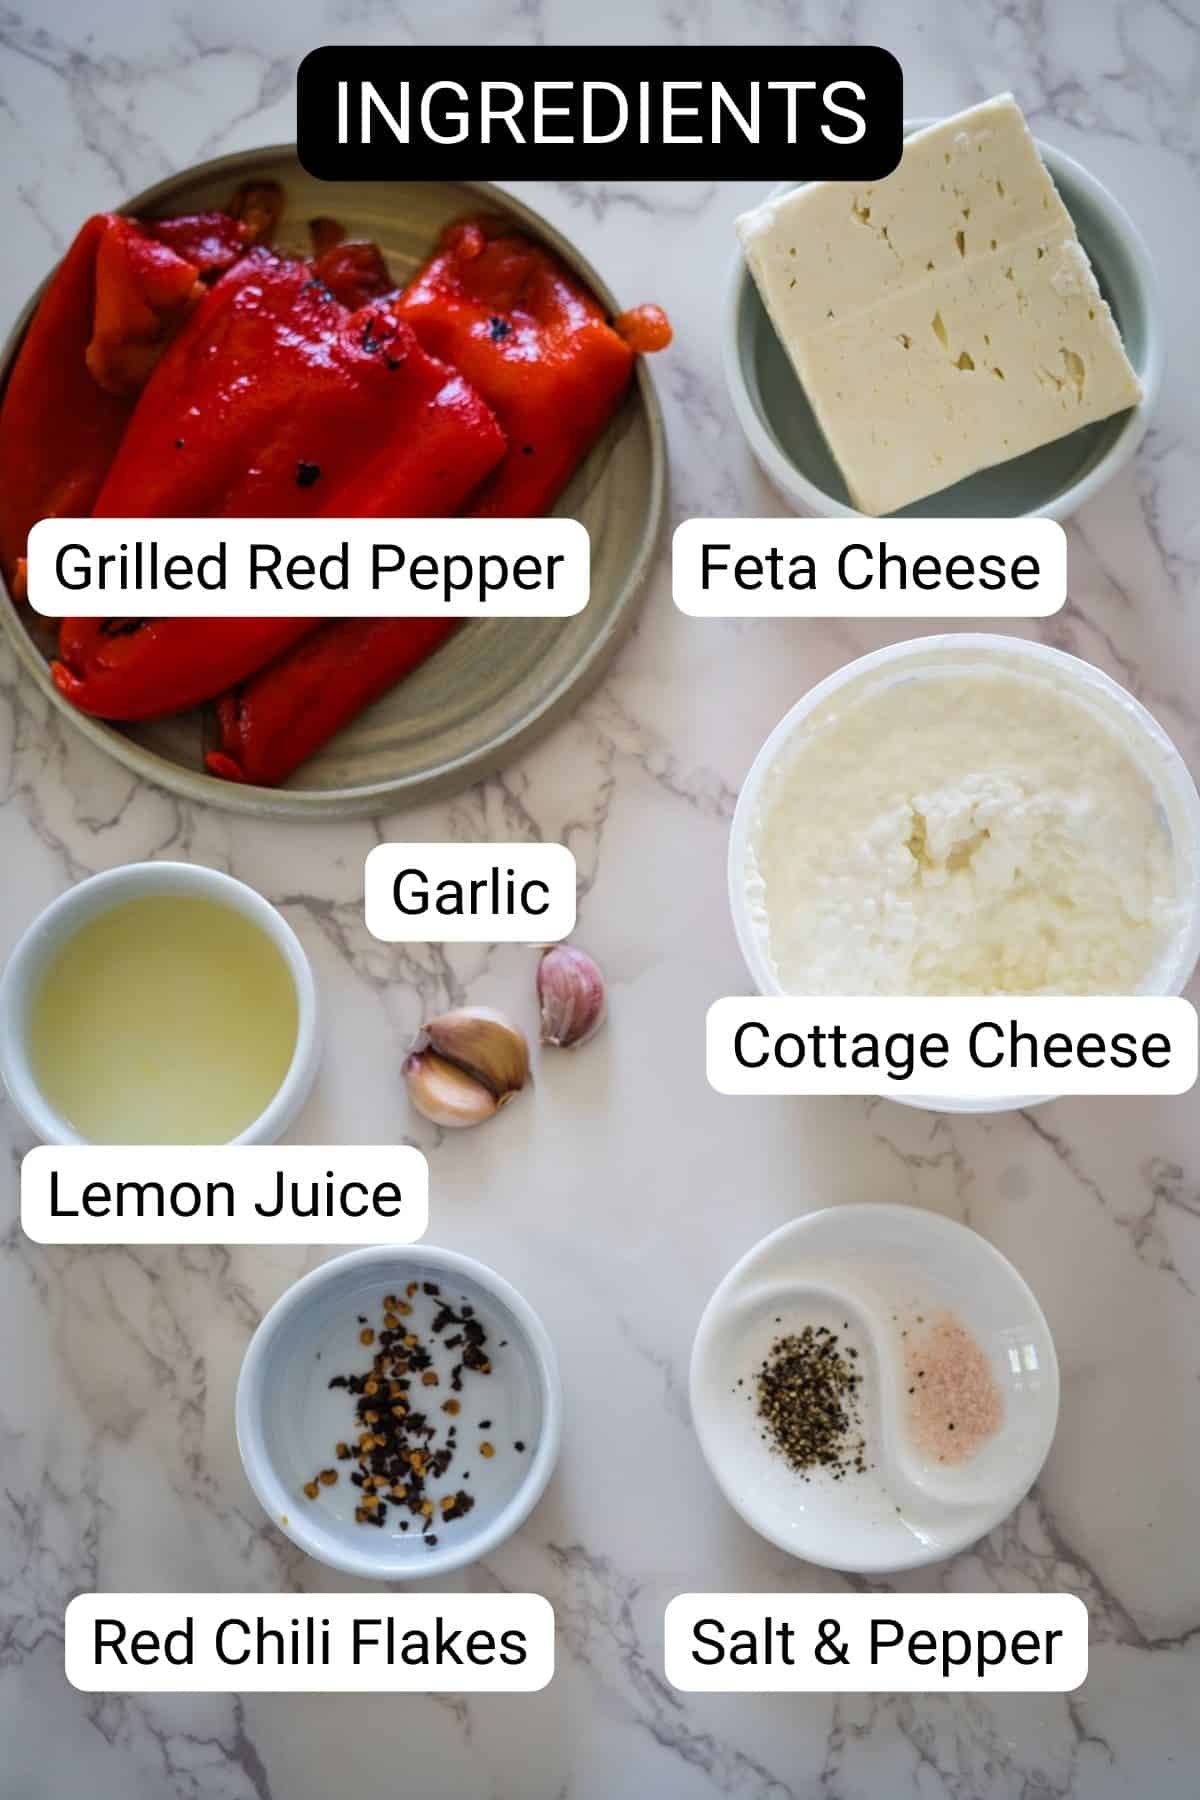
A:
726,122,1162,519
236,1244,561,1580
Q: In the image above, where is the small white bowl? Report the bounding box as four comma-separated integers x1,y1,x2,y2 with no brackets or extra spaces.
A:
236,1245,562,1582
690,1205,1060,1575
729,635,1200,1114
0,861,318,1145
725,122,1162,520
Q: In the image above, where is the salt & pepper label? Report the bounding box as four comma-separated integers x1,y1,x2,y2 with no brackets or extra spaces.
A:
665,1594,1087,1692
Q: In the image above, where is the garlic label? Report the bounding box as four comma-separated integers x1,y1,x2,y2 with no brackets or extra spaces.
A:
366,844,577,942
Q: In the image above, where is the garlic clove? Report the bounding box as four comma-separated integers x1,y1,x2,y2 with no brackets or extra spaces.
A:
422,1005,529,1098
537,944,607,1049
403,1049,499,1129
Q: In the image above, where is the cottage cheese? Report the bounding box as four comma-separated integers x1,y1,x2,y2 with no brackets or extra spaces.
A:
748,665,1183,996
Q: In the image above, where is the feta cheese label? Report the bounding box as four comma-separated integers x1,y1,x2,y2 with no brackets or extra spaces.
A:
673,518,1066,616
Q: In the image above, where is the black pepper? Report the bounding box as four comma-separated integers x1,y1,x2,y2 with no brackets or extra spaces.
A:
754,1324,867,1481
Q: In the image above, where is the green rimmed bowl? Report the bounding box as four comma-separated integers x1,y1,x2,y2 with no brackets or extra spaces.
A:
725,120,1161,520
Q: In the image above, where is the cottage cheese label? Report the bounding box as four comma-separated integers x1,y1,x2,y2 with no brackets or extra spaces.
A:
707,996,1197,1100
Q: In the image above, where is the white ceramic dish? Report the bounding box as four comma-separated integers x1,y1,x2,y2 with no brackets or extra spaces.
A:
728,634,1200,1114
236,1245,562,1582
0,861,319,1144
690,1205,1060,1575
725,121,1162,520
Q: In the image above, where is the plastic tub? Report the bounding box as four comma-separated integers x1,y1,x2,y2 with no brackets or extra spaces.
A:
728,634,1200,1112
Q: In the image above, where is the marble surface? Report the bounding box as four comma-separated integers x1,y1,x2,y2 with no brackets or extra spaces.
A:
2,1,1199,1794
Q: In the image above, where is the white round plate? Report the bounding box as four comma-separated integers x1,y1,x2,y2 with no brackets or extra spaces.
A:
690,1205,1059,1574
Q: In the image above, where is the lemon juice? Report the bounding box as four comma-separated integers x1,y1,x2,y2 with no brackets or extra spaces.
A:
28,894,298,1143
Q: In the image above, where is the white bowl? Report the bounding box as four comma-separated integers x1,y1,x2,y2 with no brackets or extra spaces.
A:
725,122,1162,520
236,1245,562,1582
728,634,1200,1114
690,1205,1061,1575
0,861,319,1144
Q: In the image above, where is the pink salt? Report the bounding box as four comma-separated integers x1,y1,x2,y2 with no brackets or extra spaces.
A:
904,1310,1003,1465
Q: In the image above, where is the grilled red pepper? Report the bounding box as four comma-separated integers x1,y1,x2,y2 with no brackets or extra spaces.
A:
84,215,205,396
91,252,502,520
54,617,319,722
142,210,249,278
206,221,672,785
394,217,670,517
0,213,204,588
206,618,459,785
310,236,398,309
226,181,284,247
55,253,504,721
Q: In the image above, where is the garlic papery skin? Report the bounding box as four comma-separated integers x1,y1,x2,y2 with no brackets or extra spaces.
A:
403,1050,499,1129
422,1006,529,1099
537,944,606,1049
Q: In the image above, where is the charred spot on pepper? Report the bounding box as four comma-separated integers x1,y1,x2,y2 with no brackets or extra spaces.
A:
98,617,149,639
488,315,513,342
300,277,338,304
359,313,400,356
295,461,321,489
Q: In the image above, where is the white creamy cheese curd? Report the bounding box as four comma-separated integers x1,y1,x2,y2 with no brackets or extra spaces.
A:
749,667,1182,996
735,95,1143,515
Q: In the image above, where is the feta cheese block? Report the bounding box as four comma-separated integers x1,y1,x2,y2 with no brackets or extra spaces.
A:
736,95,1143,515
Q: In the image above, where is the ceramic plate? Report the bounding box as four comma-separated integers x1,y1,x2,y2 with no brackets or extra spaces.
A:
0,148,666,817
690,1206,1060,1574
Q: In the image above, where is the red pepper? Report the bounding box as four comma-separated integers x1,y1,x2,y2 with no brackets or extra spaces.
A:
85,216,204,396
92,252,503,520
142,211,249,278
206,618,460,786
56,255,504,721
225,181,284,247
310,238,398,309
206,223,672,786
53,617,319,722
394,217,667,518
0,213,203,587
